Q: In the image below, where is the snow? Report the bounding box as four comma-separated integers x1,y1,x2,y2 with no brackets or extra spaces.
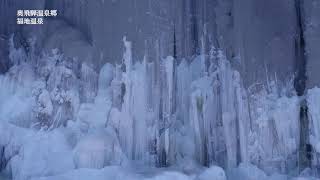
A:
146,172,192,180
196,166,226,180
30,166,197,180
73,128,128,169
9,130,74,180
27,162,311,180
0,124,74,180
228,163,268,180
0,64,35,128
31,166,140,180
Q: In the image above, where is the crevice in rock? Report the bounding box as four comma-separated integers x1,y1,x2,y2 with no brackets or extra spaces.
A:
294,0,311,171
0,146,6,172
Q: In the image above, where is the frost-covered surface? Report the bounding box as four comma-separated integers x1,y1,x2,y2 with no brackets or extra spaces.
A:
248,90,300,174
0,34,319,180
307,87,320,169
308,88,320,151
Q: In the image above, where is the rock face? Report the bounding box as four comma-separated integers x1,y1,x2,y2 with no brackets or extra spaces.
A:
304,0,320,89
1,0,314,88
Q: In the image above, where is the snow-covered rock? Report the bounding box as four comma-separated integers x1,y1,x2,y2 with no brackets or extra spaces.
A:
73,128,127,169
6,129,74,180
196,166,226,180
228,163,268,180
146,172,192,180
31,166,140,180
267,173,288,180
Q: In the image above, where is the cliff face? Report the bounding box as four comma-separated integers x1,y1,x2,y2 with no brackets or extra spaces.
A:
304,0,320,89
43,0,301,88
2,0,315,88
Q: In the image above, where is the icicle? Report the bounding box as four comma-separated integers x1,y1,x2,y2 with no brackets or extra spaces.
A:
111,64,124,110
164,56,178,165
115,37,150,162
117,37,134,159
80,62,98,103
218,52,238,168
123,36,132,73
234,71,249,164
131,56,148,160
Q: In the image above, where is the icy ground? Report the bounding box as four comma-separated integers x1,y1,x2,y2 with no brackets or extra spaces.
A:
0,35,320,180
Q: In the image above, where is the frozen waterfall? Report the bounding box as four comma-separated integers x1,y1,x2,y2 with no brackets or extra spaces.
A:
1,0,320,179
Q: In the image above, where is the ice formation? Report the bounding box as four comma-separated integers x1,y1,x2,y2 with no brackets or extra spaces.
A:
1,0,320,179
0,32,315,180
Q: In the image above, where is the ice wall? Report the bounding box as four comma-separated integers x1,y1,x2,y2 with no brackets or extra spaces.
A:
0,32,310,180
1,0,320,178
102,40,301,172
